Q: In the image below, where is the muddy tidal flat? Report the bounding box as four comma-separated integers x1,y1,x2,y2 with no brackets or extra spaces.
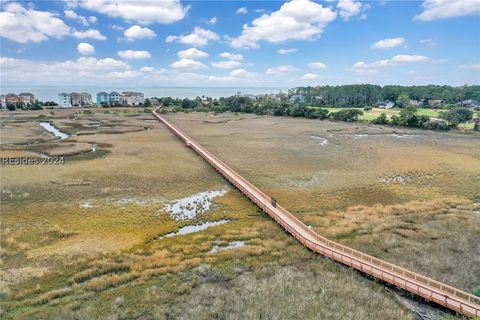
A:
1,109,479,319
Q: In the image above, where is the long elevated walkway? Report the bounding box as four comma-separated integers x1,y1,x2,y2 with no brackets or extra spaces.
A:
153,110,480,317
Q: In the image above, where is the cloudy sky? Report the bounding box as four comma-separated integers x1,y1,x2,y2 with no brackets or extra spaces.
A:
1,0,479,87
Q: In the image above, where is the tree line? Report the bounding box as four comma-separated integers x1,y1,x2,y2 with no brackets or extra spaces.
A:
289,85,480,107
155,96,476,132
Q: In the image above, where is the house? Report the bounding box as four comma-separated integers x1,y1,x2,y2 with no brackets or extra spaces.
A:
289,95,305,103
122,92,144,106
5,93,20,106
18,93,35,105
70,92,82,107
58,93,72,107
109,91,122,104
96,92,109,105
409,99,422,107
80,92,92,106
457,99,480,108
428,99,446,108
379,101,395,109
0,95,6,108
149,98,160,106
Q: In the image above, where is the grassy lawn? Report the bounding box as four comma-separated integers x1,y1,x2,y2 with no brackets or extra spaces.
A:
310,107,478,129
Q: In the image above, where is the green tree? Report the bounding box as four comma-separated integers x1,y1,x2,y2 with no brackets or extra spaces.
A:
372,113,388,125
395,94,410,108
330,109,364,122
439,107,474,127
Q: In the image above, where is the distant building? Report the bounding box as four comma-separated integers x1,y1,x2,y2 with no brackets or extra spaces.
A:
0,95,6,108
18,93,35,105
70,92,82,107
149,98,160,107
80,92,92,106
5,93,20,106
289,95,305,103
58,93,71,107
96,92,109,105
109,91,122,104
379,101,395,109
458,99,479,108
122,92,144,106
428,99,446,108
409,99,422,107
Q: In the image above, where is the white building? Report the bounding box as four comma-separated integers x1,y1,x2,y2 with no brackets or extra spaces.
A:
18,93,35,105
289,95,305,103
70,92,81,107
0,95,6,108
80,92,92,106
122,92,144,106
58,93,72,107
379,101,395,109
109,91,122,104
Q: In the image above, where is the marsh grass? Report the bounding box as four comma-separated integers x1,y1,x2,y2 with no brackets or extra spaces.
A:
1,111,478,319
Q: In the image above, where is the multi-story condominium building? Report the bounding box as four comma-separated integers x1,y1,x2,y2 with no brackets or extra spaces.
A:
58,93,72,107
70,92,82,107
80,92,92,106
96,92,109,105
109,91,122,104
0,95,6,108
18,93,35,105
122,92,145,106
5,93,20,106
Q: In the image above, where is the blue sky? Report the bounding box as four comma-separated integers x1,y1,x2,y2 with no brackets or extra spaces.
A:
1,0,479,87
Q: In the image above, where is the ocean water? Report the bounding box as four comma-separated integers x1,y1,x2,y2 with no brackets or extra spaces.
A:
0,86,287,102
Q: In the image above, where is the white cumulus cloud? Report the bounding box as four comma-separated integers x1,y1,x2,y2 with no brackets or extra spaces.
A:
117,50,152,59
171,59,207,70
419,38,438,47
65,9,96,26
230,0,337,49
219,52,243,60
352,54,431,74
459,64,480,71
0,56,130,84
166,27,219,46
229,69,257,78
265,65,298,75
278,48,298,55
302,73,319,80
371,37,405,49
211,60,242,69
237,7,248,14
124,25,157,40
308,62,327,69
72,28,107,40
78,0,189,24
177,48,209,59
337,0,368,21
0,3,71,43
77,42,95,55
414,0,480,21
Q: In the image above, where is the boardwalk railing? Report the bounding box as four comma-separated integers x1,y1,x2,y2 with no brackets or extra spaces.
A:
153,110,480,318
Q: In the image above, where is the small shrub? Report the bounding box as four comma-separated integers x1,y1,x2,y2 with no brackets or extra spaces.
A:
31,288,72,306
363,106,372,111
84,272,140,292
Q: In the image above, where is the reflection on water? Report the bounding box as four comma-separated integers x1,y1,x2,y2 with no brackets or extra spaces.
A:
165,189,228,220
159,219,230,239
40,122,69,139
209,240,245,253
310,135,329,146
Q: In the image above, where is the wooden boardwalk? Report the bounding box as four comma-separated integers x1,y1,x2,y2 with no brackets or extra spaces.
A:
153,110,480,317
